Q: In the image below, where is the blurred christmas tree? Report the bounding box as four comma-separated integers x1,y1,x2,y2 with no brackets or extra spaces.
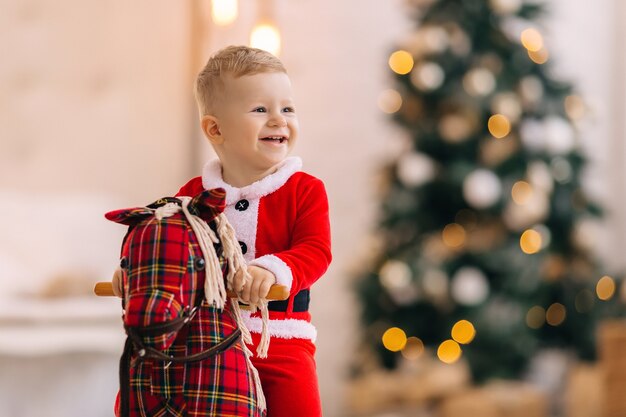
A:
356,0,625,383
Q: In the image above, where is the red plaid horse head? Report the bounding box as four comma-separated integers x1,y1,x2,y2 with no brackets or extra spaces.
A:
106,189,265,417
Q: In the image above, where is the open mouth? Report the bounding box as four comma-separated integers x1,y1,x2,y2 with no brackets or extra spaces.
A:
260,136,288,144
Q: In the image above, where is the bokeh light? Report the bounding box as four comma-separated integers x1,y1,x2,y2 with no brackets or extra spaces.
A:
439,113,475,143
511,181,533,205
389,50,414,75
451,320,476,344
382,327,408,352
250,23,281,56
533,224,551,250
488,114,511,138
211,0,238,25
528,47,549,64
526,305,546,329
520,229,542,254
437,339,462,364
379,259,412,290
520,28,544,52
564,95,587,121
463,68,496,96
411,62,445,91
401,337,425,360
442,223,466,248
596,275,616,301
546,303,566,326
377,89,403,114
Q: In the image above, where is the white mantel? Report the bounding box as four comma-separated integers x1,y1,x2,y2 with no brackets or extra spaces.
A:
0,296,124,355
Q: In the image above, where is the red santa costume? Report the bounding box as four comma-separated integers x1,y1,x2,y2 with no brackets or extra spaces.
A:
177,156,332,417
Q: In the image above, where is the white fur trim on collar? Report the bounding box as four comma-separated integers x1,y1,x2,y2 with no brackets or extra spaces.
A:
202,157,303,205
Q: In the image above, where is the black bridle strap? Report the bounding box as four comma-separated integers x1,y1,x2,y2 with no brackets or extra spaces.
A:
126,326,241,363
119,338,133,417
119,306,242,417
123,304,242,363
127,305,200,338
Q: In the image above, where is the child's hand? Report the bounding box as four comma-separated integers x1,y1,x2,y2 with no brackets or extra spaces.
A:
234,265,276,305
112,267,123,298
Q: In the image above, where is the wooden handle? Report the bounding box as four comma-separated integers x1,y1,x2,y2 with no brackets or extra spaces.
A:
94,282,118,297
93,281,290,301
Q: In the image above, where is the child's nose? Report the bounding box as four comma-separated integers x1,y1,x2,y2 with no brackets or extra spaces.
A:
268,112,287,127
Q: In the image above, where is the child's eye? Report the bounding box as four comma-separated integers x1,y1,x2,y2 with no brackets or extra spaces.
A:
253,107,267,113
283,107,295,113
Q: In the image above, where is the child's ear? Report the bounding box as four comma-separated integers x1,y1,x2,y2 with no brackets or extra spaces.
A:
201,115,224,145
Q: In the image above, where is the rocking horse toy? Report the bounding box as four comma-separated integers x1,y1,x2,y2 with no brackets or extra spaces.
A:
95,188,288,417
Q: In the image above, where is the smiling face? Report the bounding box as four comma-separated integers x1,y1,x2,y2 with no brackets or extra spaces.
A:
202,71,299,186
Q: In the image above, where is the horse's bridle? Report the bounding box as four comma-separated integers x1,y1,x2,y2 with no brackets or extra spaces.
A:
124,304,241,364
119,300,242,417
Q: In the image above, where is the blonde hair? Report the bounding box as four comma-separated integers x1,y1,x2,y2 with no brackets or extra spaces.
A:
195,45,286,116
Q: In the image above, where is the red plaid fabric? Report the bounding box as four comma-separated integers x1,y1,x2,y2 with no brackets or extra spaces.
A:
107,190,264,417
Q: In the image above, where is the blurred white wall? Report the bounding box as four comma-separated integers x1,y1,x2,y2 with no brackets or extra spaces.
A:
0,1,196,416
547,0,626,271
1,1,625,416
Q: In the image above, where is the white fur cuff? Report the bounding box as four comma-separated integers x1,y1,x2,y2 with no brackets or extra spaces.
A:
243,316,317,342
249,255,293,291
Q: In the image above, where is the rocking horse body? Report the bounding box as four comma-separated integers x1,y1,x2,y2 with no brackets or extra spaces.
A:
106,189,264,417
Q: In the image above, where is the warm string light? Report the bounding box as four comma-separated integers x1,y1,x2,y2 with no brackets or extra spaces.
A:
211,0,238,25
382,327,407,352
597,275,616,301
511,181,533,205
436,320,476,364
546,303,566,326
527,303,570,328
437,339,462,364
488,114,511,138
520,229,542,254
528,48,549,64
442,223,466,248
451,320,476,344
249,0,281,55
526,306,546,329
382,328,425,360
401,337,425,360
389,50,414,75
520,28,543,52
519,27,549,64
250,22,281,56
382,321,475,363
213,0,281,56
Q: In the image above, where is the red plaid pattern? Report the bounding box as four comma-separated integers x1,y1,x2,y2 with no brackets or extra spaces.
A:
108,190,264,417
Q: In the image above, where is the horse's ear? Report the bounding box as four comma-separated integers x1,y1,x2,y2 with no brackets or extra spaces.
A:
106,197,181,225
188,188,226,223
105,207,153,225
